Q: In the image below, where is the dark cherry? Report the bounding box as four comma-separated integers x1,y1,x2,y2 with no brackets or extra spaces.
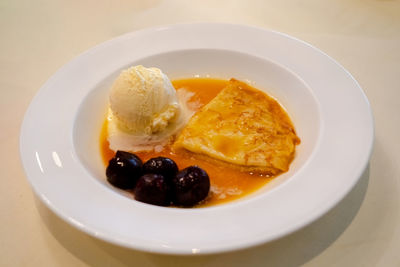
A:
134,174,170,206
106,151,143,189
172,166,210,207
143,157,178,179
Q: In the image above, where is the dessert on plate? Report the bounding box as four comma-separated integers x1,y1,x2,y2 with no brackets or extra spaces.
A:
107,65,194,152
174,78,300,176
101,65,300,207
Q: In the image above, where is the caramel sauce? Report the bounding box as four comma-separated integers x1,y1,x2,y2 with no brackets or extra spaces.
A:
100,78,275,207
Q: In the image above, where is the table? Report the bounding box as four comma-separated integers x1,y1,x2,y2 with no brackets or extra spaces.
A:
1,1,399,266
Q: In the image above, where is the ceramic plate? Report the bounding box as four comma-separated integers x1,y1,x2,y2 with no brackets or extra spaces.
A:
20,23,374,255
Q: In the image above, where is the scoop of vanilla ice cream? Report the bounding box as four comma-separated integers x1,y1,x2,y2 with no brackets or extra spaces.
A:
109,65,179,134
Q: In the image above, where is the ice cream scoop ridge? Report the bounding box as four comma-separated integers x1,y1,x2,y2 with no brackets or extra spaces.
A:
109,65,179,134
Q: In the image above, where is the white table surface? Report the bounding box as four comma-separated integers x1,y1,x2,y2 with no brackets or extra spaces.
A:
1,1,400,266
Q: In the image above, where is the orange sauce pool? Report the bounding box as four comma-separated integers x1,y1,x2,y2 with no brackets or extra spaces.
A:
100,78,275,207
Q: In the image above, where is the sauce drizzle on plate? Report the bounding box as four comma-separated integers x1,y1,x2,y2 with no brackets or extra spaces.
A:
101,78,283,207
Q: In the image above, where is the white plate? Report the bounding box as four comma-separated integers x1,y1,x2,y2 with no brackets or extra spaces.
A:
20,23,374,255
